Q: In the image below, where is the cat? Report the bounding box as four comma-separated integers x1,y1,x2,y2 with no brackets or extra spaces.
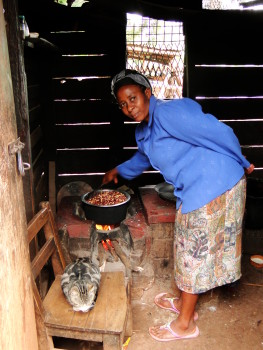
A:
61,258,101,312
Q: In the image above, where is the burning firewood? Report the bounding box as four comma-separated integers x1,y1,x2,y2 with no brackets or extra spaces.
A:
98,241,106,267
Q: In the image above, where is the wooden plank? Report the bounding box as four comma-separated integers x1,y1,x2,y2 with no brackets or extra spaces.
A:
31,238,56,279
197,98,263,120
185,11,263,65
248,169,263,179
188,67,263,97
46,32,117,56
35,170,48,208
44,276,77,331
87,272,127,332
56,175,104,191
46,23,126,55
103,334,122,350
27,83,41,99
224,121,263,145
55,124,112,148
54,55,119,77
56,149,117,173
28,96,41,113
242,147,263,168
44,272,127,334
29,104,42,131
32,150,46,182
27,207,49,243
31,144,44,167
52,77,112,100
31,125,43,149
39,202,66,272
19,1,127,34
56,172,164,191
123,124,137,147
49,161,56,216
53,100,120,124
125,280,133,337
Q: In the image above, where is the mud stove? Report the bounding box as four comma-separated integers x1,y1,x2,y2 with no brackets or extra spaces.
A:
56,186,176,277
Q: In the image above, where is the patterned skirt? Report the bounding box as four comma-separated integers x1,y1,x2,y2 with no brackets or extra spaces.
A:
174,176,246,294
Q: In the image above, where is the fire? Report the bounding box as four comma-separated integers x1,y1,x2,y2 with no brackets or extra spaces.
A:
96,224,114,231
96,224,116,254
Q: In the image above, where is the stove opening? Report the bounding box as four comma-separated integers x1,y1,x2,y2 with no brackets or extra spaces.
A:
90,221,133,277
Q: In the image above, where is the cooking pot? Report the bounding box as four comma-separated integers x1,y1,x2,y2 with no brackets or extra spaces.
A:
81,189,131,224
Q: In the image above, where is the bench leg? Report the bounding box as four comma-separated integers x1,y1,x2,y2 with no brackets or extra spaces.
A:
125,304,133,337
125,279,133,337
103,334,122,350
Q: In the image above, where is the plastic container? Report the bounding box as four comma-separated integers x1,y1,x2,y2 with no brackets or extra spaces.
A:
250,255,263,269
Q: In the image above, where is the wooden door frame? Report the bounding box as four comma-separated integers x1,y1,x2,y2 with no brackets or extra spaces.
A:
0,0,38,348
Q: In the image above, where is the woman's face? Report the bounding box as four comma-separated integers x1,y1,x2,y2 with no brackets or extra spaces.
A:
116,85,151,123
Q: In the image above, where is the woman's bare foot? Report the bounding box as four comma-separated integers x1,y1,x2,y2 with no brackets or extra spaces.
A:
154,293,198,321
154,292,182,311
149,318,199,341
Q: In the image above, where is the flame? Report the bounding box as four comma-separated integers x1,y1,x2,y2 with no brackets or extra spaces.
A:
96,224,113,231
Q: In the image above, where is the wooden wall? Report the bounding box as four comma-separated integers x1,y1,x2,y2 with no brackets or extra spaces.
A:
18,2,263,212
47,7,128,191
20,1,164,202
0,0,39,347
24,39,59,213
184,10,263,179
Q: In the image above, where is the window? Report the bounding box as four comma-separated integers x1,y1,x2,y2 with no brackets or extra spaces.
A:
126,14,185,99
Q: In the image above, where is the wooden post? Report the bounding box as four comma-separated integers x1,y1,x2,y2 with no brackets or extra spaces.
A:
0,1,39,349
4,0,35,222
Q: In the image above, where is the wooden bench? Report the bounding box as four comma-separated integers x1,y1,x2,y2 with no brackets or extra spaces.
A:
28,202,132,350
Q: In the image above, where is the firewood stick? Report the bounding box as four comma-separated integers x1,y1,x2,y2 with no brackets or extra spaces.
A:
98,242,106,267
107,244,119,262
242,282,263,287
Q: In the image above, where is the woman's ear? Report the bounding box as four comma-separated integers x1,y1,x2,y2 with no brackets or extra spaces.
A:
145,87,152,98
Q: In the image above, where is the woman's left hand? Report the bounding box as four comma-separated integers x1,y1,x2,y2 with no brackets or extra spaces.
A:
245,164,255,174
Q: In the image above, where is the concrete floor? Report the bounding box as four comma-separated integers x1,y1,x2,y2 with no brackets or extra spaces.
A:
54,253,263,350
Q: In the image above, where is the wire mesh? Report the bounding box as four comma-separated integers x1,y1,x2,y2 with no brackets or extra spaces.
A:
126,14,185,99
202,0,242,9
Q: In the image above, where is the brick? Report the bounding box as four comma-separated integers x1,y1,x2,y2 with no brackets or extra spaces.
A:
69,237,90,258
139,187,176,224
151,222,174,239
151,235,174,259
56,196,92,239
124,212,148,240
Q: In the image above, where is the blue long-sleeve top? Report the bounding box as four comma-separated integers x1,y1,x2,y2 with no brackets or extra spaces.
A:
117,96,250,213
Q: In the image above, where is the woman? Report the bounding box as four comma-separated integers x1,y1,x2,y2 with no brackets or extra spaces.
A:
102,69,254,342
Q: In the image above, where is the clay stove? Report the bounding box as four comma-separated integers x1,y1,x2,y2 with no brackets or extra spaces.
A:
90,221,135,276
56,186,177,277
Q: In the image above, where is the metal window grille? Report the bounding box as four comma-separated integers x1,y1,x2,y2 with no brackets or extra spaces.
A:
126,14,185,99
202,0,263,10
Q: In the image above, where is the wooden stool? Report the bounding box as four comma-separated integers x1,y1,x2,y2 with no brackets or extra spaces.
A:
27,202,132,350
44,271,131,350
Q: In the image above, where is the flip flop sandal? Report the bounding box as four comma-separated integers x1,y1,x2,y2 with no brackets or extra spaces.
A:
154,292,199,321
149,321,199,342
154,292,180,313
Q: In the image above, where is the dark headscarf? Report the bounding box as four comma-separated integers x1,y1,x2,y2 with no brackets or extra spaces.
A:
111,69,152,99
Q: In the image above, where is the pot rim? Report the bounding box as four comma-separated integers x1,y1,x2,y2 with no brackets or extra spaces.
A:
81,188,131,208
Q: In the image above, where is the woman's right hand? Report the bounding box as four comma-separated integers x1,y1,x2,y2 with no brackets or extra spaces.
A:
245,164,255,175
102,167,119,185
